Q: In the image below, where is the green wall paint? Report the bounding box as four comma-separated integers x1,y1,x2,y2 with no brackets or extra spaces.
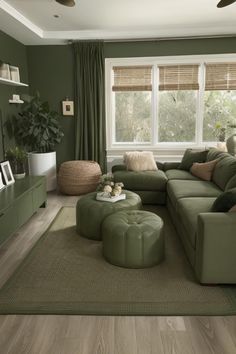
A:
104,37,236,58
0,30,29,161
27,45,75,166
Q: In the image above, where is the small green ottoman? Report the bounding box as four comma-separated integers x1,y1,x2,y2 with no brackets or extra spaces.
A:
102,210,164,268
76,190,142,240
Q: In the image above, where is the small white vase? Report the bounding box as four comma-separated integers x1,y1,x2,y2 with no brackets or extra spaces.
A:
28,151,57,191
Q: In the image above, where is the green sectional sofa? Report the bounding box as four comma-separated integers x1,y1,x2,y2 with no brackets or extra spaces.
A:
112,148,236,284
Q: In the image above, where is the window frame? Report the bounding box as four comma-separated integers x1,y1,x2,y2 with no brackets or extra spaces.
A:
105,54,236,157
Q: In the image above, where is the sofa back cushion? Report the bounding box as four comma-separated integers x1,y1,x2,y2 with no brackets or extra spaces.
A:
206,148,227,162
226,174,236,190
212,155,236,190
178,149,208,171
211,188,236,212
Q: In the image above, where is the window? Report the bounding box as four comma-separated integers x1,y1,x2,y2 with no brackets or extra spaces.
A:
112,66,152,143
158,65,199,143
203,63,236,142
106,55,236,151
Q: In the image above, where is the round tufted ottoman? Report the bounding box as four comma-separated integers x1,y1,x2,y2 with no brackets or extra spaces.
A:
58,160,101,195
102,210,164,268
76,191,142,240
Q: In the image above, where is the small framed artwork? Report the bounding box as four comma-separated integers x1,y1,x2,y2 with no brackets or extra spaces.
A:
0,161,15,186
9,66,20,82
62,100,74,116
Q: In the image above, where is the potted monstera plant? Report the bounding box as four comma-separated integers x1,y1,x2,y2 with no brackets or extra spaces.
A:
12,93,64,191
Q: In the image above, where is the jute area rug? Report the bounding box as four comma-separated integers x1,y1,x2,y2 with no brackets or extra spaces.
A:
0,206,235,315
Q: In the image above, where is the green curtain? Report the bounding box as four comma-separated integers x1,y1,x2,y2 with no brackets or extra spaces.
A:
73,41,107,172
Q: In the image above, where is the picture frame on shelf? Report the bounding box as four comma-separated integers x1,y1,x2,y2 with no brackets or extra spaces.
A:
62,100,74,116
0,161,15,186
0,62,10,80
9,66,20,82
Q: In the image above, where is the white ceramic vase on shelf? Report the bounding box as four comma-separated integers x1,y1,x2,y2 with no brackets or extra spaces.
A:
28,151,57,191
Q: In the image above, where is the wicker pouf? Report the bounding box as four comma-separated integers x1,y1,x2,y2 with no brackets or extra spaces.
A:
58,160,102,195
102,210,164,268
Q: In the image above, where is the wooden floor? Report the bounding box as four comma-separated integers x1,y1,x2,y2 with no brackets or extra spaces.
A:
0,193,236,354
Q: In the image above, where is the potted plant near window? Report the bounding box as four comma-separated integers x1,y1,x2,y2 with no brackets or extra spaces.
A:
11,93,64,191
5,146,27,179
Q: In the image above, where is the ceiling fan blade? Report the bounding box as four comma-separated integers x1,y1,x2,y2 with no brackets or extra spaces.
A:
55,0,75,7
217,0,236,8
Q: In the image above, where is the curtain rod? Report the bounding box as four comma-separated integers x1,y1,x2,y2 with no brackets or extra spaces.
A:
68,34,236,44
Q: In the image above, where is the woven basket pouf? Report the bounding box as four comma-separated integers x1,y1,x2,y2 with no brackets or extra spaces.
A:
58,160,102,195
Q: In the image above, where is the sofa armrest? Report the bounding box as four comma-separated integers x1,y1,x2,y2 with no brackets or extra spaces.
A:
163,162,180,171
195,212,236,284
112,164,126,173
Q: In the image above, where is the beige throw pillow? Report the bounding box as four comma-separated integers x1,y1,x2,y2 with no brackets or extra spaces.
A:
229,205,236,212
190,159,218,181
124,151,158,172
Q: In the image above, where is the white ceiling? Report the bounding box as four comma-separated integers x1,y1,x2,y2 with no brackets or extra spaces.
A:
0,0,236,44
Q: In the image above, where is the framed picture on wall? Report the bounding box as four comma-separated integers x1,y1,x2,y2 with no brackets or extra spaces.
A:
62,100,74,116
0,161,15,185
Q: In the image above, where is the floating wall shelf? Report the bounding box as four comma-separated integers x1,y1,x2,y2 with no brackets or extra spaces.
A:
0,77,28,87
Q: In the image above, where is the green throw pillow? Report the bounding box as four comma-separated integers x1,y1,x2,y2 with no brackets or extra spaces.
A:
178,149,209,171
211,188,236,212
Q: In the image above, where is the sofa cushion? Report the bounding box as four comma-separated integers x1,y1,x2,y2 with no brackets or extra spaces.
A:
112,162,163,173
124,151,158,171
190,159,219,181
165,169,200,181
226,174,236,190
163,162,180,171
211,188,236,212
206,148,227,162
178,149,208,171
177,197,216,248
167,180,222,208
212,155,236,190
113,170,168,192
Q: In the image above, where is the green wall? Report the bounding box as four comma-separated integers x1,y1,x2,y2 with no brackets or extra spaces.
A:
0,30,29,161
104,37,236,57
27,45,75,166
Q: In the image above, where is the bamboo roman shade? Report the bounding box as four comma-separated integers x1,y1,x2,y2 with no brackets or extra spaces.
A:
205,63,236,90
159,65,199,91
112,66,152,91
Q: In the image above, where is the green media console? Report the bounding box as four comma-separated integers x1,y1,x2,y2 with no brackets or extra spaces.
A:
0,176,47,246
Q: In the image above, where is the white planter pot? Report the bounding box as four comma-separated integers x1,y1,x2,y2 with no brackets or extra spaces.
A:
28,151,57,191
